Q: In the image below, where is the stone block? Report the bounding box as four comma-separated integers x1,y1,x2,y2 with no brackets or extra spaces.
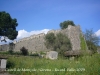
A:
46,51,58,60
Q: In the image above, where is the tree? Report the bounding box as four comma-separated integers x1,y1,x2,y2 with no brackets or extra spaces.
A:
44,32,72,56
84,29,100,46
84,29,100,53
20,46,29,56
86,41,97,53
0,11,18,42
54,33,72,55
44,33,56,50
60,20,75,29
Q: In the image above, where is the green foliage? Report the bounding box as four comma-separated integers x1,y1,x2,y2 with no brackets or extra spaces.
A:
84,29,99,53
13,51,21,55
20,46,29,56
7,54,100,75
54,33,72,55
84,29,99,46
44,33,56,49
0,51,9,55
8,50,13,55
80,34,87,50
45,33,72,56
0,51,21,55
40,51,46,55
0,11,18,41
86,41,97,53
60,20,75,29
6,59,15,68
30,53,39,57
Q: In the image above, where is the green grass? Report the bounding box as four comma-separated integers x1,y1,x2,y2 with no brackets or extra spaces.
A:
6,53,100,75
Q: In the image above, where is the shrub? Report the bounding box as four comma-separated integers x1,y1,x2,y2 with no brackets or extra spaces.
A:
13,51,21,55
20,46,29,56
8,50,14,55
45,32,72,56
6,60,15,68
86,41,97,53
60,20,75,29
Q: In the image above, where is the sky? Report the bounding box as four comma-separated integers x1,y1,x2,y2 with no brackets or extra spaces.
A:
0,0,100,44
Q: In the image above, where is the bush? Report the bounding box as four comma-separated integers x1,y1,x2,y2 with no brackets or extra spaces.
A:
20,46,29,56
86,41,97,53
60,20,75,29
6,60,15,68
8,50,14,55
13,51,21,55
45,32,72,56
44,33,56,49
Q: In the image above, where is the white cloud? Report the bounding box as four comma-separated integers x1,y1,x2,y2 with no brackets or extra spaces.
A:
95,29,100,37
17,29,50,39
0,39,12,45
0,29,50,45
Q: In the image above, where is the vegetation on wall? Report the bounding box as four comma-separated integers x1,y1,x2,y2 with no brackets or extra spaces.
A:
80,34,87,50
44,33,56,50
60,20,75,29
45,32,72,56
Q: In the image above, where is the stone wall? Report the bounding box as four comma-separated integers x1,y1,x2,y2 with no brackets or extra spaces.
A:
0,25,84,52
67,25,81,50
14,33,47,52
0,44,9,51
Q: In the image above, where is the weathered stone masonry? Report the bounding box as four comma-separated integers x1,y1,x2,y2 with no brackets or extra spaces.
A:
0,25,83,52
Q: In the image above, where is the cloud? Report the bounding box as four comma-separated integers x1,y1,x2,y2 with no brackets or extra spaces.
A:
0,29,50,45
95,29,100,37
17,29,50,39
0,37,12,45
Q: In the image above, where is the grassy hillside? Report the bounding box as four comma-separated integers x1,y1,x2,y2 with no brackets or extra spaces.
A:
6,53,100,75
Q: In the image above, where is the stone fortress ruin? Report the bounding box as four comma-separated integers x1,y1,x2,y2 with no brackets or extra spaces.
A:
0,25,87,52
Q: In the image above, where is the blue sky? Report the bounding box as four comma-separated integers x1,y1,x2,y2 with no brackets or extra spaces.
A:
0,0,100,44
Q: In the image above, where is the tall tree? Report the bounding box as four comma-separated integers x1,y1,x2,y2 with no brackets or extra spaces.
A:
60,20,75,29
84,29,100,53
0,11,18,42
84,29,99,46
